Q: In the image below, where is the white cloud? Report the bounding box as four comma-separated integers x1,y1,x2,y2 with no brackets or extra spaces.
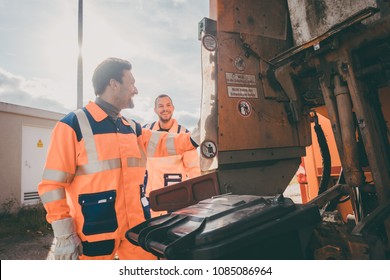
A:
0,67,71,114
0,0,208,129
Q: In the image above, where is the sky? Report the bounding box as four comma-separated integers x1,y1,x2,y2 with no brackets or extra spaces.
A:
0,0,209,130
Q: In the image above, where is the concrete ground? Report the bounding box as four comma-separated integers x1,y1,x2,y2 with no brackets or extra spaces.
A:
0,232,55,260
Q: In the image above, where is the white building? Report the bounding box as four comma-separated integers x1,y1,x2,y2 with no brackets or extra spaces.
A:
0,102,65,211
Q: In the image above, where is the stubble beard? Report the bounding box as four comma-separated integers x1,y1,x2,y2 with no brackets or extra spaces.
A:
127,98,135,109
159,115,172,123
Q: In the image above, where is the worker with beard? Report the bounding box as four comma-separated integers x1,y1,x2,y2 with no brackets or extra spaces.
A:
142,94,201,217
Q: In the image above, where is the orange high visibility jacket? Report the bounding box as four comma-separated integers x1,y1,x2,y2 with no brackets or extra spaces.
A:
143,119,201,198
38,102,196,256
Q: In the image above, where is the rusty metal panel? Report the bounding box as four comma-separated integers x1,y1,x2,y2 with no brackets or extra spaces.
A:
216,0,289,40
216,31,309,151
216,158,302,195
287,0,379,46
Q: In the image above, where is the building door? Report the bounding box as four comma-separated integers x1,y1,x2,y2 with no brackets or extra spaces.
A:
21,125,52,205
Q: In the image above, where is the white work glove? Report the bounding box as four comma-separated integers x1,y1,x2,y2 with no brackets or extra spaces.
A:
51,217,83,260
190,120,201,147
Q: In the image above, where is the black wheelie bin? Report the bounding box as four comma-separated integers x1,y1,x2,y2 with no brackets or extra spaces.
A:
126,194,321,259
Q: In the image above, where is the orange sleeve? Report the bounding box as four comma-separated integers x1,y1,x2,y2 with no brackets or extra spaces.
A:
38,121,79,223
141,128,196,157
182,149,201,178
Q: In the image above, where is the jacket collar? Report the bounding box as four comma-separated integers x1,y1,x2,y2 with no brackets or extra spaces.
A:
155,118,178,132
85,101,131,126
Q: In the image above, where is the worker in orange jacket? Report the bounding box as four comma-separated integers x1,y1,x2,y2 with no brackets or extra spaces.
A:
142,94,201,217
38,58,199,260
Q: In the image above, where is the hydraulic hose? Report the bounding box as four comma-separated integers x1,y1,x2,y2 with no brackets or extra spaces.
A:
312,111,332,195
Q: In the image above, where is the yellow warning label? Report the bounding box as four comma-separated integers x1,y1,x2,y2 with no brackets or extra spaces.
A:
37,139,43,148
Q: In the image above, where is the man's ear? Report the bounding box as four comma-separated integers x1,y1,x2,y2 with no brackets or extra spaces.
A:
109,78,118,89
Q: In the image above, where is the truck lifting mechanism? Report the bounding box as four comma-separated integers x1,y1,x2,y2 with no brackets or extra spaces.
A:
127,0,390,259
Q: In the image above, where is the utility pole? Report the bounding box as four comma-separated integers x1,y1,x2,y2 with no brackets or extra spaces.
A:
77,0,83,109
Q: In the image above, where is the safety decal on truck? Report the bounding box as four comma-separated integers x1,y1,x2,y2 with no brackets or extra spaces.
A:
225,72,256,86
200,140,217,159
202,34,217,51
233,56,246,71
227,86,258,98
238,99,251,117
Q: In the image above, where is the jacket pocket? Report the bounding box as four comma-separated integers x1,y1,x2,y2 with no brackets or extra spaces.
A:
79,190,118,235
82,239,115,257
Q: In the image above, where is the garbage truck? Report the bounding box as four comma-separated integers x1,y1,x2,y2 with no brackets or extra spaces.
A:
126,0,390,260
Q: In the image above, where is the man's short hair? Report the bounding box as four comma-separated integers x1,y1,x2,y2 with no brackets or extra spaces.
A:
92,57,132,96
154,94,173,108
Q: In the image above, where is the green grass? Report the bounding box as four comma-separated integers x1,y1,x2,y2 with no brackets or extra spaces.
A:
0,204,52,238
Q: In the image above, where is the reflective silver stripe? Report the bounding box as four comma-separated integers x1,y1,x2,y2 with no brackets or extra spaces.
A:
74,109,142,176
140,146,147,163
74,109,98,162
40,188,66,205
43,169,75,183
166,134,176,155
127,157,146,167
128,135,147,167
178,126,187,133
138,137,147,166
147,131,161,157
75,158,122,176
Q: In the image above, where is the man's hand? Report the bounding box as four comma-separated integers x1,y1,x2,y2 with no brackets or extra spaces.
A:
51,218,83,260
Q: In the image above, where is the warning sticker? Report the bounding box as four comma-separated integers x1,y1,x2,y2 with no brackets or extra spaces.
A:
227,86,258,98
202,34,217,51
201,140,217,159
233,56,246,71
225,73,256,86
37,139,43,148
238,100,251,117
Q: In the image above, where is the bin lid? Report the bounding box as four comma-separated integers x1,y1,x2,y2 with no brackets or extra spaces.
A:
127,193,321,259
169,194,296,246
